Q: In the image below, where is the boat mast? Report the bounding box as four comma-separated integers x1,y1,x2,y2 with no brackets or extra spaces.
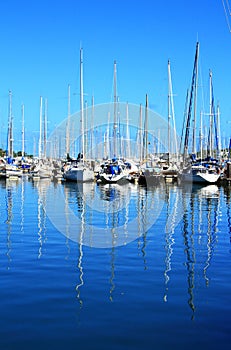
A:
143,94,148,161
139,104,143,163
216,103,221,160
21,104,25,158
183,42,199,164
209,70,213,158
106,111,110,158
66,84,71,157
113,60,117,157
90,95,94,160
7,90,13,158
38,96,43,159
80,47,85,161
126,102,130,159
167,60,171,164
84,100,88,158
167,60,178,163
199,110,203,160
44,98,48,159
192,44,199,156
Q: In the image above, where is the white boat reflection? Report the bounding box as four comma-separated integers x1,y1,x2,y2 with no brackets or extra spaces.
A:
33,179,51,258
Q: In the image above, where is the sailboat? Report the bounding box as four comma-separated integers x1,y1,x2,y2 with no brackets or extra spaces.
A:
96,61,131,184
5,90,23,179
28,97,53,180
180,43,220,185
97,157,131,184
138,94,164,185
161,60,179,182
63,47,94,183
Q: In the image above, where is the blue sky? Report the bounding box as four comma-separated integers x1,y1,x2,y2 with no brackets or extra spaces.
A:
0,0,230,154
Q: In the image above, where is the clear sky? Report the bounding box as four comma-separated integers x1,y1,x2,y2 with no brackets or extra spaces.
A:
0,0,230,154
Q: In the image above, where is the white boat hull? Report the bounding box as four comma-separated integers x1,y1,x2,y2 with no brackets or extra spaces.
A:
181,171,220,184
6,169,23,178
63,166,94,182
98,172,129,184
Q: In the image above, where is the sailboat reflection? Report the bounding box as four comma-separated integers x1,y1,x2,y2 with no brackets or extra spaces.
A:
223,186,231,243
33,179,50,258
198,185,220,286
136,183,165,269
163,183,179,302
5,180,14,268
62,182,95,305
1,178,23,268
181,183,220,319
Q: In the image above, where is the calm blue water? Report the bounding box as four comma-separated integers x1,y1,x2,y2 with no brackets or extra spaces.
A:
0,177,230,350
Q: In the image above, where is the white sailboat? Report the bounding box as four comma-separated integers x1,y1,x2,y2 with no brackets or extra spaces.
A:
181,163,220,184
180,42,220,185
29,97,53,180
161,60,179,182
63,47,94,183
97,158,131,184
138,95,164,185
5,90,23,179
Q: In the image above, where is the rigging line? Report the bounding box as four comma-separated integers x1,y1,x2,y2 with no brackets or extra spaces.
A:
226,0,231,14
222,0,231,32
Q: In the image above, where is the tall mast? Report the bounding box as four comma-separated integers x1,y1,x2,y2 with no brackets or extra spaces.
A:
38,96,43,159
199,110,203,160
126,102,130,159
66,84,71,157
168,60,178,162
216,103,221,160
7,90,13,158
167,60,171,163
192,43,199,155
139,104,143,162
90,95,94,160
183,41,199,164
209,70,213,158
107,111,110,158
80,47,85,160
84,100,88,157
113,60,117,157
21,104,25,158
143,94,148,161
44,98,48,159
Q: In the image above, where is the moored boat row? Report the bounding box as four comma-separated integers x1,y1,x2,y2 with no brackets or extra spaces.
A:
1,155,229,186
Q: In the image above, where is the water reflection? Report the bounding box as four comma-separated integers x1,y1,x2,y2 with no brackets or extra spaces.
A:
33,179,50,259
200,185,220,286
109,246,115,302
182,184,220,319
224,185,231,243
43,180,229,319
5,180,14,268
163,183,178,302
0,178,230,323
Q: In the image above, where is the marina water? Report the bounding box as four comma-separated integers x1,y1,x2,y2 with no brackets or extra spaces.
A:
0,177,230,349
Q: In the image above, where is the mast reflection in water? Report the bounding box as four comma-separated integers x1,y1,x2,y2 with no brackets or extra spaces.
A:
0,179,230,350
